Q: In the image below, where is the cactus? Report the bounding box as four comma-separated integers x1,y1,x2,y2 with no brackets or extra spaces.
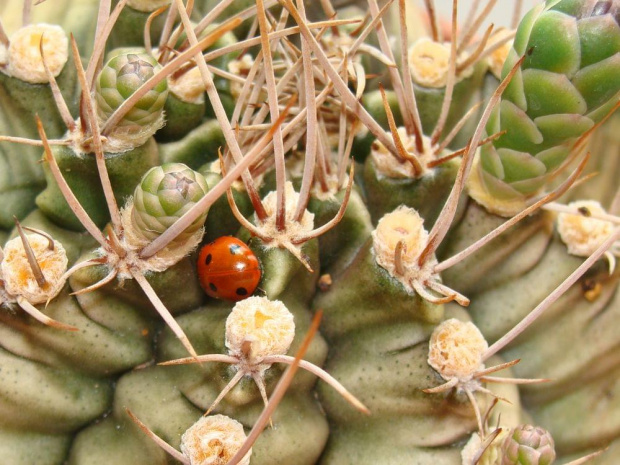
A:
0,0,619,465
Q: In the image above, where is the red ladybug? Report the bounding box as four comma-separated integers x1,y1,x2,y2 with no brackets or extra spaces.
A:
197,236,261,301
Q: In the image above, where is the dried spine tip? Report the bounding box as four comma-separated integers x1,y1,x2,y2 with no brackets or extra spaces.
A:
428,319,487,381
408,37,473,88
557,200,615,257
181,415,251,465
226,296,295,361
209,159,257,192
371,128,433,178
1,234,68,304
2,24,68,83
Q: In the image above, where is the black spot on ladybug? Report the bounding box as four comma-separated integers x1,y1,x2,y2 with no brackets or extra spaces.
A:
236,287,248,296
205,253,212,265
209,283,217,292
229,244,242,255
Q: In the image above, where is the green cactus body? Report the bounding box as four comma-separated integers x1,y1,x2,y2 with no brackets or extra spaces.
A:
363,155,462,227
0,62,77,138
160,118,225,168
36,138,160,230
306,187,373,277
472,0,620,215
157,90,206,141
0,0,620,464
109,0,172,49
569,112,620,206
439,3,620,462
68,236,330,465
0,97,46,228
199,167,255,241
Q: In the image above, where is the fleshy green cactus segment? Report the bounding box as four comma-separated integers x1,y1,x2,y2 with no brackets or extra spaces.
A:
0,429,71,465
503,425,556,465
95,51,168,131
130,162,209,242
36,138,159,231
475,0,620,211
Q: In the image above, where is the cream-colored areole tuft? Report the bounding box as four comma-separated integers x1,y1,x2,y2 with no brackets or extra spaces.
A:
6,24,68,83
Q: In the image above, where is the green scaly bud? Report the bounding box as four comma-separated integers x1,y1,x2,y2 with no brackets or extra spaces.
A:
502,425,556,465
95,51,168,135
131,163,209,243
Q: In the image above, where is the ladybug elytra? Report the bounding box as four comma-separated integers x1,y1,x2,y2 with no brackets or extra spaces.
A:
197,236,261,301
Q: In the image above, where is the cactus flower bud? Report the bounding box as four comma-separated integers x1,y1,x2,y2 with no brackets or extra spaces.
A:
131,163,209,243
95,51,168,137
502,425,556,465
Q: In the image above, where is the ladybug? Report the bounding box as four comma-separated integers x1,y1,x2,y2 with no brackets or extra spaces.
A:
197,236,262,301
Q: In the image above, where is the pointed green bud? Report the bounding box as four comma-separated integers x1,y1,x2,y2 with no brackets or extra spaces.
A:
131,163,209,243
95,51,168,131
502,425,556,465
